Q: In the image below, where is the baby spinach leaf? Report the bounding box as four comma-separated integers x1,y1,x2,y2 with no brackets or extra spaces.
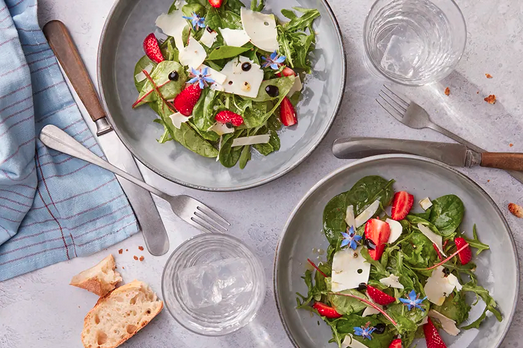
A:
224,0,245,14
206,7,242,30
281,9,297,20
335,315,395,348
134,55,156,92
219,131,244,167
191,89,221,134
429,195,465,236
252,76,295,102
182,3,206,18
432,291,470,325
206,46,252,60
400,232,439,270
387,303,429,334
328,290,367,316
136,61,187,107
242,101,267,128
239,145,251,169
161,37,179,61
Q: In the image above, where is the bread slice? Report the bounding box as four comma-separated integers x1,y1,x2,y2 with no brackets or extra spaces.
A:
70,255,122,297
81,280,163,348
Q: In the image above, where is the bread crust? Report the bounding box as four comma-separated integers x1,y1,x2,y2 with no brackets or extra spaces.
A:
70,255,122,297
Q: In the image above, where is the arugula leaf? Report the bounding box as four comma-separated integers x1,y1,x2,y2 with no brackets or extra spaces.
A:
168,0,178,13
206,46,252,60
281,9,297,20
387,302,429,334
224,0,245,14
250,0,265,11
135,61,187,107
239,145,251,169
429,195,465,236
462,283,502,324
361,247,389,279
335,315,395,348
463,224,490,256
161,37,179,61
432,291,470,325
400,232,439,270
286,7,321,32
462,307,489,330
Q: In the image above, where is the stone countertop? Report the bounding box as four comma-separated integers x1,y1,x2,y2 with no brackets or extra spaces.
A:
1,0,522,347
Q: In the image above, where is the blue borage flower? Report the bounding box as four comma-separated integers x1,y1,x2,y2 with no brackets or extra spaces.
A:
183,12,206,30
341,226,362,250
262,51,286,70
353,322,375,341
399,290,427,311
188,67,215,89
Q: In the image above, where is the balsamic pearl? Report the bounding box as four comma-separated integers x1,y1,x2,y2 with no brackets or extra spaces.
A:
356,283,367,291
225,122,233,129
168,71,179,81
241,62,252,71
443,268,451,276
265,85,279,98
374,323,386,334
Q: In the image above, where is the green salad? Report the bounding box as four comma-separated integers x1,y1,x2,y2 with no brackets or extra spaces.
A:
297,176,501,348
132,0,320,169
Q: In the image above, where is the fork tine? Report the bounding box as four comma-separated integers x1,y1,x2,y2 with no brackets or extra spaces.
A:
380,89,408,112
376,96,405,121
383,85,410,107
195,210,228,232
186,217,214,234
191,215,224,234
197,205,230,227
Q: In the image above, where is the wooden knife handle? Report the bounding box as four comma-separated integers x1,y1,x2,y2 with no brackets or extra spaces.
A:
43,20,106,122
481,152,523,171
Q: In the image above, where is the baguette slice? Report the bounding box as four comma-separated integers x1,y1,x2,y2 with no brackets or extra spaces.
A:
70,255,122,297
81,280,163,348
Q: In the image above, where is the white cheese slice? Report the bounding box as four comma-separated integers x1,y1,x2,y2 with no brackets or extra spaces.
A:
241,8,279,52
447,273,462,291
169,112,191,129
342,335,369,348
155,11,187,50
219,28,251,47
386,218,403,244
362,297,383,317
200,28,218,48
231,134,270,147
220,56,264,98
210,83,225,92
418,223,446,257
134,64,154,82
429,310,460,336
345,205,356,231
420,197,433,210
419,316,429,326
179,37,207,69
288,75,303,96
199,64,227,85
379,274,404,289
355,200,380,228
331,247,371,292
424,266,459,306
208,122,234,135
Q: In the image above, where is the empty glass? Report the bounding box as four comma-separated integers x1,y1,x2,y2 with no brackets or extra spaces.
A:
364,0,467,86
162,234,266,336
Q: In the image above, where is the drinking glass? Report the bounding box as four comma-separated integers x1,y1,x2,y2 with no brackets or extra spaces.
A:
364,0,467,86
162,233,266,336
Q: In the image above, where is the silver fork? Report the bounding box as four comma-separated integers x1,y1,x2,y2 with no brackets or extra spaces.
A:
377,85,523,184
40,125,230,234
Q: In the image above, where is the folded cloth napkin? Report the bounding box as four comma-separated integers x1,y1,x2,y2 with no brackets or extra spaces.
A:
0,0,139,281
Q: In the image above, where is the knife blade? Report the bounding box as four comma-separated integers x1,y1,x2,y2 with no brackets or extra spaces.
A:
43,21,169,256
333,137,523,171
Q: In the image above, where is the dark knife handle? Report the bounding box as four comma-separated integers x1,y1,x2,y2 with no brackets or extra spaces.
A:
43,21,111,135
481,153,523,172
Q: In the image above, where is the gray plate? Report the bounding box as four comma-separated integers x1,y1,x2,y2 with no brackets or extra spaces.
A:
274,155,519,348
98,0,346,191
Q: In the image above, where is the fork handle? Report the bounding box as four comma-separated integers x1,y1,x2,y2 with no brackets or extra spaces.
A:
481,153,523,172
40,125,168,199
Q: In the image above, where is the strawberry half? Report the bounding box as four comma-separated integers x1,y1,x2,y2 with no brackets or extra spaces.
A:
208,0,222,8
454,237,472,265
364,219,391,260
280,96,297,126
424,317,447,348
391,191,414,220
312,302,342,319
174,84,202,116
366,285,395,305
215,110,244,127
389,339,402,348
277,67,296,77
143,33,164,64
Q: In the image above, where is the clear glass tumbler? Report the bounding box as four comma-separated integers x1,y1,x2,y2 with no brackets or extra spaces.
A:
162,233,266,336
364,0,467,86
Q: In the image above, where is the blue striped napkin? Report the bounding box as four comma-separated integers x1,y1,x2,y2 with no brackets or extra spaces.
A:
0,0,139,281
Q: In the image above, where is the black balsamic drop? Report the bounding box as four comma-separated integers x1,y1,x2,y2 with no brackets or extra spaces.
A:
265,85,279,97
443,268,451,276
241,62,252,71
356,283,367,291
374,323,386,334
225,122,233,129
364,239,376,250
168,71,179,81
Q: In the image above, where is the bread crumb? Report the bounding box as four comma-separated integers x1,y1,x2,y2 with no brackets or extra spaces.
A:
133,256,138,261
138,246,144,251
508,203,523,218
485,73,493,78
484,95,496,104
118,249,123,254
122,266,125,269
126,249,128,252
476,91,479,94
444,87,450,96
487,180,490,182
510,143,514,147
139,256,145,262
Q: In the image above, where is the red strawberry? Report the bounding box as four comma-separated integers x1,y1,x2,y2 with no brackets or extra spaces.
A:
391,191,414,220
215,110,244,127
280,97,297,126
312,302,342,319
365,219,391,260
454,237,472,265
143,33,164,63
424,318,447,348
174,84,201,116
366,285,395,305
389,339,402,348
208,0,222,8
277,67,296,77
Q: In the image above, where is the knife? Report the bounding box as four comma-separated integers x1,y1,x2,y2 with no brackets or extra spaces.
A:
43,21,169,256
333,137,523,171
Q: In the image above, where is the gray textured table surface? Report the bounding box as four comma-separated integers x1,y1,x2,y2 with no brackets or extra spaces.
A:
1,0,522,347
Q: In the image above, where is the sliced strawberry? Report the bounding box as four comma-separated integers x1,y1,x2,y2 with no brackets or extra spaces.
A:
208,0,222,8
391,191,414,220
389,339,402,348
312,302,342,319
366,285,395,305
424,317,447,348
364,219,391,260
174,84,201,116
143,33,164,64
280,97,297,126
215,110,244,127
454,237,472,265
277,67,296,77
